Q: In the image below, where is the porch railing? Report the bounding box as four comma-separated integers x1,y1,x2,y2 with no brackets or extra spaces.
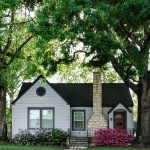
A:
127,128,135,136
68,128,71,147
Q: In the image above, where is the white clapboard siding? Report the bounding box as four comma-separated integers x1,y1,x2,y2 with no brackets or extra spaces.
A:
12,78,70,137
70,107,93,137
102,107,112,118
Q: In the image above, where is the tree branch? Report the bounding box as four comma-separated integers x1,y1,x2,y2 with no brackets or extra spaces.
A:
71,50,88,60
0,14,10,19
3,10,15,53
110,55,138,93
7,36,33,66
0,19,34,27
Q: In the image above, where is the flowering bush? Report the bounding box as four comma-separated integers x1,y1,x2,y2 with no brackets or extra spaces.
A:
12,128,68,146
12,130,35,145
93,128,134,146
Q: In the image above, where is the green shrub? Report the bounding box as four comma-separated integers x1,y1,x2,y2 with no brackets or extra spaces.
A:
12,128,68,146
34,129,52,145
51,129,68,145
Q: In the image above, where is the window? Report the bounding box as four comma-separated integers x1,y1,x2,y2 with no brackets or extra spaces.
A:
72,110,85,131
36,87,46,96
42,109,53,128
29,110,40,128
28,108,54,129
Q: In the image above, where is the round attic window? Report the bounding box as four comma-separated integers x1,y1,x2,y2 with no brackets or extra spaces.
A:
36,87,46,96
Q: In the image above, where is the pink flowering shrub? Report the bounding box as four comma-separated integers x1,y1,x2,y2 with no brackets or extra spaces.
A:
93,129,134,146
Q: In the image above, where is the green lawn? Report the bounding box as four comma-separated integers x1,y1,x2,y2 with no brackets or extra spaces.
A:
0,145,149,150
0,144,63,150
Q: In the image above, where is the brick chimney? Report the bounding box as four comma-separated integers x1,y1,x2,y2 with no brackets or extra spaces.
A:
87,72,107,136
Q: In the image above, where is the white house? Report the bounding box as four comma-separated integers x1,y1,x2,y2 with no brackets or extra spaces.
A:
12,72,134,138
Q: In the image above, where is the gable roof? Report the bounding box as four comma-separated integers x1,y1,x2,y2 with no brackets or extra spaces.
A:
107,102,132,114
12,75,44,104
12,76,133,107
17,83,31,98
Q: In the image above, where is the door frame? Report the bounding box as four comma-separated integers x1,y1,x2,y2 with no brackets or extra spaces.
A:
113,109,127,130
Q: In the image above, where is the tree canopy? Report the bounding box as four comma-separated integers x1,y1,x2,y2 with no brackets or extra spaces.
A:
54,62,121,83
0,0,46,140
30,0,150,93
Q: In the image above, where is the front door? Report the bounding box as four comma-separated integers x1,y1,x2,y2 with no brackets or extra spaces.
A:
114,112,126,129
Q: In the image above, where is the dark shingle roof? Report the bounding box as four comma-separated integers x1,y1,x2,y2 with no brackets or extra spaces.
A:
50,83,133,107
50,83,93,107
17,83,31,98
12,77,133,107
102,83,133,107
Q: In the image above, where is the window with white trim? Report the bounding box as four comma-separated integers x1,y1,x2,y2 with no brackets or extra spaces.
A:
28,108,54,129
72,110,85,131
42,109,53,128
29,110,40,129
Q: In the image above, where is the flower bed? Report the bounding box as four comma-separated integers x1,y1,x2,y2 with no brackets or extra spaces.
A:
93,129,134,146
12,129,68,146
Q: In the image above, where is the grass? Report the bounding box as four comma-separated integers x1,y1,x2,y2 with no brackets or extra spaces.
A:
0,145,149,150
0,144,63,150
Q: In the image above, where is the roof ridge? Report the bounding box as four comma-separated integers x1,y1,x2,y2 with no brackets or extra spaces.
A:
22,82,125,84
50,83,93,84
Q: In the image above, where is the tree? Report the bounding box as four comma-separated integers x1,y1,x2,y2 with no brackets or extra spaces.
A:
0,0,44,141
30,0,150,144
55,62,121,83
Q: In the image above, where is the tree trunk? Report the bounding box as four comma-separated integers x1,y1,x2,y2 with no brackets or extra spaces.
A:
137,71,150,145
134,78,142,143
0,85,7,141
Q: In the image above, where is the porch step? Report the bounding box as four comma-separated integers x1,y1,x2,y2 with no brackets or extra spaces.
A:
69,137,88,149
